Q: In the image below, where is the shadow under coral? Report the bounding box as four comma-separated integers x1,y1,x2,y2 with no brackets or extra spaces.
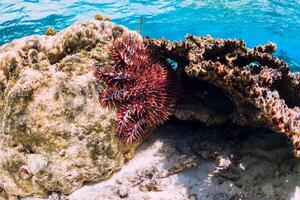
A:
24,120,300,200
153,120,300,200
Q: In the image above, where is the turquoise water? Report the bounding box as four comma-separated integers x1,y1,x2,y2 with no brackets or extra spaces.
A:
0,0,299,70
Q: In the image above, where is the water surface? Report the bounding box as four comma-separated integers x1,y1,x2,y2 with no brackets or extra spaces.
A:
0,0,299,69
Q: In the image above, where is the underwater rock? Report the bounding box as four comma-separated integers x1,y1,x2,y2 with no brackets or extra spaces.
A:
0,20,137,198
145,35,300,157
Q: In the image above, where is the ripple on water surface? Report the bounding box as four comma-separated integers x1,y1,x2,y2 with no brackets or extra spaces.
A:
0,0,299,68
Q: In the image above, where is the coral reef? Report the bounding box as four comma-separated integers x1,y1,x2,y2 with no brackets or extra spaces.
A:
94,33,177,144
144,35,300,157
1,17,299,199
0,19,138,198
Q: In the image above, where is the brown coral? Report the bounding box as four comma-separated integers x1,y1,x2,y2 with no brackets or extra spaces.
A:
145,35,300,157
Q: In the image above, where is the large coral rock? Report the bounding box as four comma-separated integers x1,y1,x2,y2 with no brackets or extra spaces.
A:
0,20,135,198
145,35,300,157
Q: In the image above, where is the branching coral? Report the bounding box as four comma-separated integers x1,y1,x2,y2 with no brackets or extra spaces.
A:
145,35,300,157
94,33,177,144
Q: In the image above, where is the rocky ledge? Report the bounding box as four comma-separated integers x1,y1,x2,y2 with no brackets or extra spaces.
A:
145,35,300,157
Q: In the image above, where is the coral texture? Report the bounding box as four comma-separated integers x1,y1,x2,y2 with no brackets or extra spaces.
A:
0,20,137,198
145,35,300,157
94,33,177,144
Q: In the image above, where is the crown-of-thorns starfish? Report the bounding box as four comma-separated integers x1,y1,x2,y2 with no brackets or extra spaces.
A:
94,33,177,144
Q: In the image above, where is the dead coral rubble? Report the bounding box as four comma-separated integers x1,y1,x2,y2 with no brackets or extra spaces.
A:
145,35,300,157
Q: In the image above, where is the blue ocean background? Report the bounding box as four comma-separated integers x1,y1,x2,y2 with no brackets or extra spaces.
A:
0,0,299,70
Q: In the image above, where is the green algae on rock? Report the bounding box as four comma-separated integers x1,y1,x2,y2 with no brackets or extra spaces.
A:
0,20,137,198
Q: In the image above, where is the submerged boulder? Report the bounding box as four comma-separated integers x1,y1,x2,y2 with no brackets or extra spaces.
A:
0,19,136,198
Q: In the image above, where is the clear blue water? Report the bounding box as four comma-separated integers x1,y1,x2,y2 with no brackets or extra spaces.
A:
0,0,299,70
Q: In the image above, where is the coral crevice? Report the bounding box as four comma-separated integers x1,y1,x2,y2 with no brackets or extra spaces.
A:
144,35,300,157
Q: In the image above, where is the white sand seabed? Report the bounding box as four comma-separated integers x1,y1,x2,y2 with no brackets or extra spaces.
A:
24,121,300,200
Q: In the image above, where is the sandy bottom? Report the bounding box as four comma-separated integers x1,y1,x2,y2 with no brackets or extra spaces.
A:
24,120,300,200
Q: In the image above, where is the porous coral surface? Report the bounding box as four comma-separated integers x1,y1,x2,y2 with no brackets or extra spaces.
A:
0,20,137,198
145,35,300,157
